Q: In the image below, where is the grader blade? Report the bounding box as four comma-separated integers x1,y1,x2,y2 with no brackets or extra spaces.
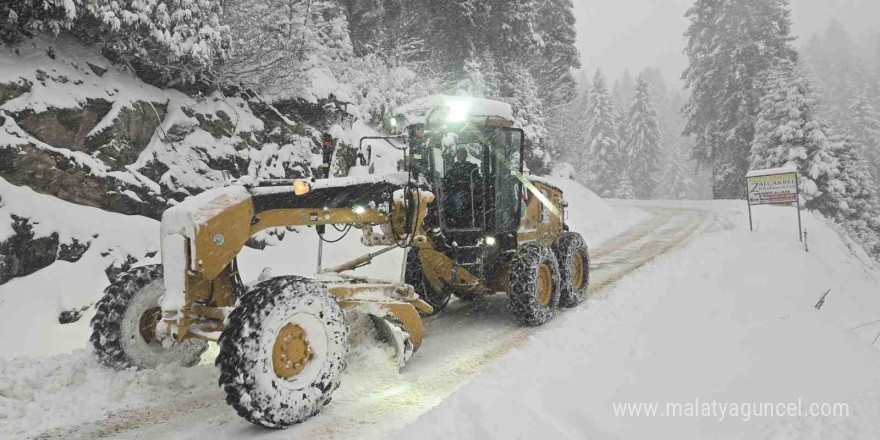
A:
371,316,415,368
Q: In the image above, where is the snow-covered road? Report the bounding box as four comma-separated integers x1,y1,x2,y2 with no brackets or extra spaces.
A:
19,205,707,440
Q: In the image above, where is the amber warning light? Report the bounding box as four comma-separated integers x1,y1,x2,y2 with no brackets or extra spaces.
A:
293,180,311,196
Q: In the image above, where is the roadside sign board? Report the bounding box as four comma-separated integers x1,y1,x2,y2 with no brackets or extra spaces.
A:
745,166,802,241
747,172,798,205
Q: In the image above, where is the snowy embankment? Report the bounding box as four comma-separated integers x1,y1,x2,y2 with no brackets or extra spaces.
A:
0,178,158,359
383,202,880,440
0,176,638,438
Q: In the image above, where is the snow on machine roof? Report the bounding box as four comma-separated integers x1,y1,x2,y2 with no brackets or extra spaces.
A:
394,95,515,126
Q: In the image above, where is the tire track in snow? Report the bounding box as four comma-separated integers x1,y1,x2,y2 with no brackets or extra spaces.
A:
28,206,709,440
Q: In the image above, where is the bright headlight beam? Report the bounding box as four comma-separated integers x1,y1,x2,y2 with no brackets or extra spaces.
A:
353,206,366,215
446,100,470,123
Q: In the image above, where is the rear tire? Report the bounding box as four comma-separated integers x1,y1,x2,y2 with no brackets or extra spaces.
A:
508,242,560,326
405,248,451,314
89,264,207,370
217,276,349,428
552,232,590,308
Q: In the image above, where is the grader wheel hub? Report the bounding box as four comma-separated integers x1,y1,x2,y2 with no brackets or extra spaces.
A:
537,264,553,307
138,307,162,343
273,323,312,379
572,252,585,291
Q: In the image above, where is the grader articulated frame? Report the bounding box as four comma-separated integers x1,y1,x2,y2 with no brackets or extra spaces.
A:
155,173,436,356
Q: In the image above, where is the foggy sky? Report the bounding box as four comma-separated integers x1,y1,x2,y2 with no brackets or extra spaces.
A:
573,0,880,86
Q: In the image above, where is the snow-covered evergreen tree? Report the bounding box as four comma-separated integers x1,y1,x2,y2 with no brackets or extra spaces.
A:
560,81,589,170
3,0,230,86
835,135,880,231
683,0,797,199
532,0,580,164
583,71,621,197
612,71,635,113
501,61,549,172
463,51,501,98
808,20,861,123
615,172,636,199
662,143,696,199
753,61,880,259
848,93,880,181
750,61,844,213
625,76,662,199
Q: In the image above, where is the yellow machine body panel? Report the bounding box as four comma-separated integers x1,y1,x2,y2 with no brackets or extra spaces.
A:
518,181,564,245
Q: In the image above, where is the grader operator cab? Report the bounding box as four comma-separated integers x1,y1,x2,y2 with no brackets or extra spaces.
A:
89,95,590,428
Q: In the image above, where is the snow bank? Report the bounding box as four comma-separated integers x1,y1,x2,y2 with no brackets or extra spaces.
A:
0,178,158,359
0,177,157,257
0,35,176,115
383,202,880,440
530,173,649,245
0,350,217,438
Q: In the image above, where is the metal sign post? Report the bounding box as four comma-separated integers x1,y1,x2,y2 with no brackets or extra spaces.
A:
747,180,754,232
795,172,803,242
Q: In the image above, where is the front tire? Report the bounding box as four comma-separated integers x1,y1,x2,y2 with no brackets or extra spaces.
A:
508,243,560,326
216,276,349,429
89,264,207,370
552,232,590,308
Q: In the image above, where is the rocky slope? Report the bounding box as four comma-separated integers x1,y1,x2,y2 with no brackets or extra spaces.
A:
0,35,363,286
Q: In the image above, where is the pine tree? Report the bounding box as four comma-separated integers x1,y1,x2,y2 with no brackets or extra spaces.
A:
625,76,662,199
613,71,635,113
848,93,880,181
501,61,549,173
584,71,621,197
561,82,590,170
836,135,880,225
683,0,797,199
662,143,696,199
531,0,580,164
463,50,501,98
817,20,860,122
750,61,845,213
615,172,636,199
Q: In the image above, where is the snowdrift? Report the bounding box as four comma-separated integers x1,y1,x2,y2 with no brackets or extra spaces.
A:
0,178,159,359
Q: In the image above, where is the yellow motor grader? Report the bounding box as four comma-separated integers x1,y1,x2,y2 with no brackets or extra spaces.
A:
90,95,590,428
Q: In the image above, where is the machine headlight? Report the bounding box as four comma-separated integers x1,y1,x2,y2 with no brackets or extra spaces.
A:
447,100,471,123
